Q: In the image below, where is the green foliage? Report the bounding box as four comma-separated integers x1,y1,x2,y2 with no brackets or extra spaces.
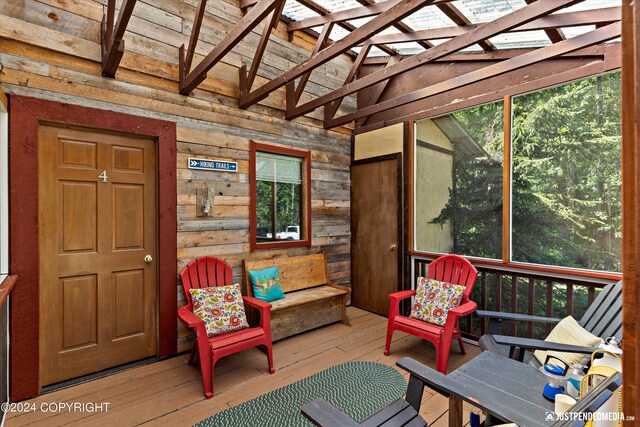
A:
429,71,622,272
256,180,302,234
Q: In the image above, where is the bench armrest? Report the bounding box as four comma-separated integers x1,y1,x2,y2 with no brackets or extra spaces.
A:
476,310,562,335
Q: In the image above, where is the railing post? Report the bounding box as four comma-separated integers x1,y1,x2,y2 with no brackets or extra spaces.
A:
511,275,518,336
528,278,535,338
566,283,574,317
546,280,554,335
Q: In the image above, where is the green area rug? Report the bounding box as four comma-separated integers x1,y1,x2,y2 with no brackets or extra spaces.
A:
195,361,407,427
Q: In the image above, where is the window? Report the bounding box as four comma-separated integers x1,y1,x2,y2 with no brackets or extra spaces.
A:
511,73,621,271
414,72,621,274
414,102,504,260
250,141,311,250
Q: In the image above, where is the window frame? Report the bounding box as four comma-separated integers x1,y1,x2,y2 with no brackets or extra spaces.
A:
410,73,623,282
249,140,312,251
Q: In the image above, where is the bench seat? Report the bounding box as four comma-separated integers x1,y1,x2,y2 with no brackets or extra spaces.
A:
244,253,351,341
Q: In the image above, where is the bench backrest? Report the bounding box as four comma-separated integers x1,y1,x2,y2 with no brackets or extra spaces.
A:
243,253,329,297
578,280,622,340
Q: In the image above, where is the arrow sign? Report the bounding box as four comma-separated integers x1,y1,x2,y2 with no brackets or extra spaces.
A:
187,157,238,173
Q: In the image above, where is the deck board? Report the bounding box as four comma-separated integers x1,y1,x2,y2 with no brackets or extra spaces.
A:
7,307,481,426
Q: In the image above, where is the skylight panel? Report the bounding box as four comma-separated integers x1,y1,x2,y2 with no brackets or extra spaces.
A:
561,0,622,13
283,0,320,22
453,0,527,25
561,25,597,39
489,30,551,49
389,42,425,55
313,0,363,12
402,6,456,31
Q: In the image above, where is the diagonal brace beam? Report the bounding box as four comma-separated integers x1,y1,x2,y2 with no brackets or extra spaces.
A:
298,0,587,121
239,0,437,110
288,0,401,31
101,0,138,78
179,0,281,95
240,0,285,101
327,22,620,128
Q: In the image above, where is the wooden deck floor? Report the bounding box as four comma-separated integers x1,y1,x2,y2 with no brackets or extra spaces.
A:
7,307,482,426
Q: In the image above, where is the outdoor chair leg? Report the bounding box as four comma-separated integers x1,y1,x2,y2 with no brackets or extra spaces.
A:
458,337,466,355
266,344,276,374
384,326,394,356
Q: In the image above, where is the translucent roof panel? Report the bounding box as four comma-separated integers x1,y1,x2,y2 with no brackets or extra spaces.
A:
488,30,551,50
284,0,622,57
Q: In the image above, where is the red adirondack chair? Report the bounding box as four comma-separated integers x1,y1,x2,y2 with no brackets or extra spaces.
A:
178,256,275,398
384,254,478,374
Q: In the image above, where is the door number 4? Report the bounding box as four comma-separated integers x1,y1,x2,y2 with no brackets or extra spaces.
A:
99,170,109,183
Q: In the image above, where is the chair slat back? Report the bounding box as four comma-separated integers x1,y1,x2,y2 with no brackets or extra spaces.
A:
427,255,478,299
579,281,622,340
180,256,233,307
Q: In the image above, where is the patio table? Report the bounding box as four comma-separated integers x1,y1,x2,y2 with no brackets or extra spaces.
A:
409,351,556,427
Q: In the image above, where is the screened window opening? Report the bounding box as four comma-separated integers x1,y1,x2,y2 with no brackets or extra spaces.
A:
251,142,311,250
414,103,504,260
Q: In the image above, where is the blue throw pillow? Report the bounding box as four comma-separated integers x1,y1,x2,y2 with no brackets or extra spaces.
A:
248,266,285,302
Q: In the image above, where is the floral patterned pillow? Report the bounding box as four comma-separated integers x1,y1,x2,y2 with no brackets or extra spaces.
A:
409,277,466,326
189,284,250,337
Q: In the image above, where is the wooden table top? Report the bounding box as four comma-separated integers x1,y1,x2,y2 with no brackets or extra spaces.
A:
435,351,556,426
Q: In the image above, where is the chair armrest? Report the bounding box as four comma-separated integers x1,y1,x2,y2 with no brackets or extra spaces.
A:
243,296,272,311
301,398,360,427
449,300,477,318
395,357,462,397
178,306,205,328
389,290,416,302
476,310,562,335
493,335,597,354
476,310,561,323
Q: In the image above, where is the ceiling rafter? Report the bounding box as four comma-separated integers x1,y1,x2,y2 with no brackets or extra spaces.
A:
359,55,403,126
239,0,286,101
285,22,335,114
354,44,621,134
294,0,399,56
436,3,495,51
324,45,372,124
238,0,437,110
179,0,283,95
524,0,566,43
288,0,402,31
282,0,586,122
361,7,620,47
101,0,138,77
326,22,620,128
352,0,433,51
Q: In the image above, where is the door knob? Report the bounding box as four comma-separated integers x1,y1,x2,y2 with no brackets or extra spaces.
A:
389,244,397,251
144,255,153,264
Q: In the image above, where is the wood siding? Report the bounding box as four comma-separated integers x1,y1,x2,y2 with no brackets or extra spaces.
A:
0,0,353,352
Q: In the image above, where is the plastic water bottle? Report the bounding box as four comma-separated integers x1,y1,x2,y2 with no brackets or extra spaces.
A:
566,363,585,399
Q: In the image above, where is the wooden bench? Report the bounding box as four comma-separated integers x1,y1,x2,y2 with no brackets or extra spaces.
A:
243,253,351,341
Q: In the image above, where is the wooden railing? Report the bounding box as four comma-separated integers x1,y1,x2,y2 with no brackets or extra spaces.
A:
411,256,614,341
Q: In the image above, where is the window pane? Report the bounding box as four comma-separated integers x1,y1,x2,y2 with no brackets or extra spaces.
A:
415,103,504,259
255,150,303,243
511,72,621,271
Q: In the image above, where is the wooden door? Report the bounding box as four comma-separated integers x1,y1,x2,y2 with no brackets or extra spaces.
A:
38,125,157,386
351,156,402,316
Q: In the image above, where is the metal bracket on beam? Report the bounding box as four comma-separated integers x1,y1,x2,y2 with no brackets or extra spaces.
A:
101,0,138,78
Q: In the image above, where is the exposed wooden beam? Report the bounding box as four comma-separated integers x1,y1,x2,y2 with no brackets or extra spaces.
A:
360,55,402,126
296,0,586,121
621,0,640,421
437,3,495,51
524,0,565,42
362,45,607,64
238,0,436,110
285,21,334,115
179,0,281,95
101,0,138,77
294,0,398,57
288,0,401,31
355,43,620,134
239,0,285,101
0,86,7,112
329,22,620,128
353,0,433,51
324,45,372,124
179,0,208,86
363,7,620,46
